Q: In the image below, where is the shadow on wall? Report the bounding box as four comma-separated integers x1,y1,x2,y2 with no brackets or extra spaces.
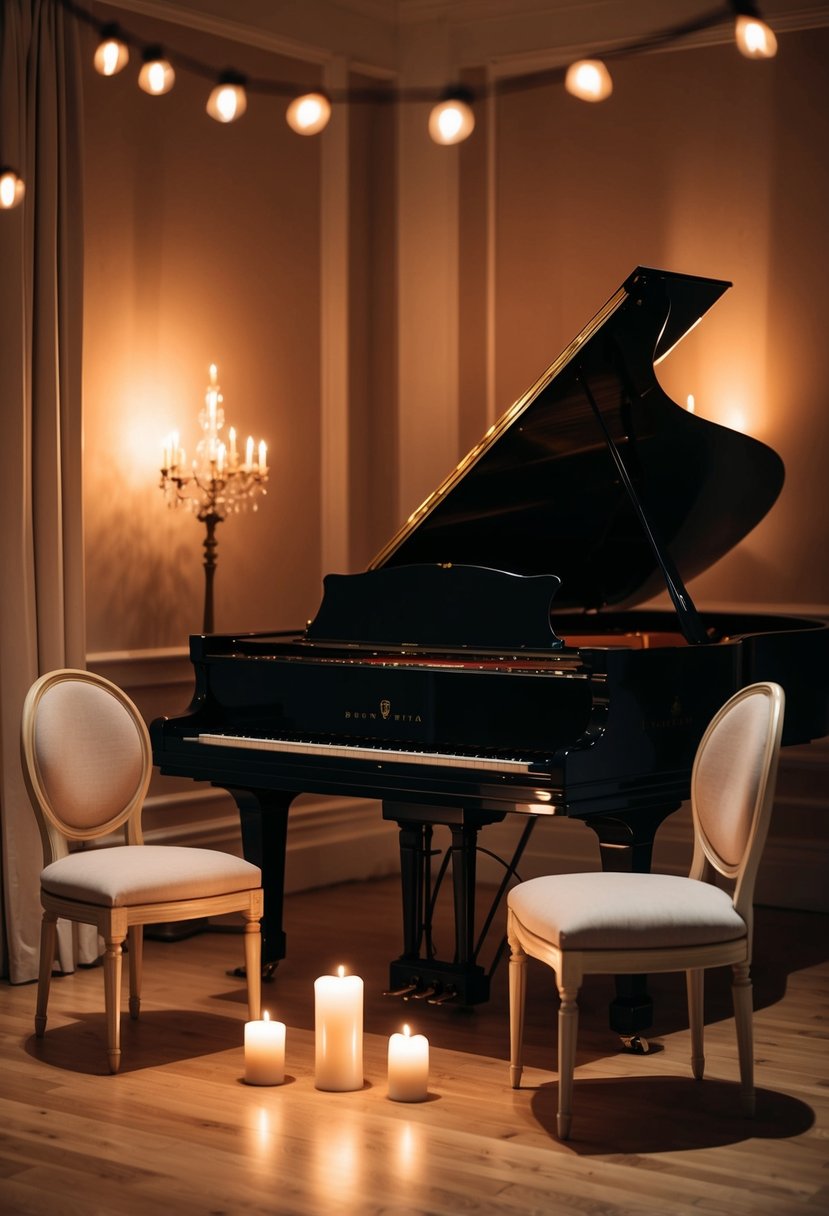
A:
86,490,203,650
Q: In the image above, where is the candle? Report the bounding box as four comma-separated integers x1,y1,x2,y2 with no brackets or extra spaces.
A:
209,363,218,386
314,966,363,1091
245,435,254,469
244,1011,286,1085
217,442,226,476
387,1024,429,1102
229,426,237,463
258,439,268,473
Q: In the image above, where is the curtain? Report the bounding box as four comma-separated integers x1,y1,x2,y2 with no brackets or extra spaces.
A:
0,0,88,983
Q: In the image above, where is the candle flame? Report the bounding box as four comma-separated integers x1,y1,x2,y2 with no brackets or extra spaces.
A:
263,1010,270,1022
337,965,345,978
403,1024,411,1037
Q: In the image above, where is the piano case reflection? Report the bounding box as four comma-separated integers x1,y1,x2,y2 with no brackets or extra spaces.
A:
151,267,829,1039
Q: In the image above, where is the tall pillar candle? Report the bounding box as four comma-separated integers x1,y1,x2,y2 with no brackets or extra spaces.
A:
314,966,364,1091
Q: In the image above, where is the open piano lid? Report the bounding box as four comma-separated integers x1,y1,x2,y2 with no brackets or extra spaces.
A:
369,266,785,621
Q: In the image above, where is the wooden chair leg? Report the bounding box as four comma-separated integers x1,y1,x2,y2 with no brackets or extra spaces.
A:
557,983,579,1140
686,967,705,1080
243,911,262,1021
508,942,526,1089
103,936,125,1074
128,925,143,1020
731,962,755,1116
35,911,57,1037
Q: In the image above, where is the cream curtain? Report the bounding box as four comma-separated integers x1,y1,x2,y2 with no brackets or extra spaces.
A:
0,0,88,983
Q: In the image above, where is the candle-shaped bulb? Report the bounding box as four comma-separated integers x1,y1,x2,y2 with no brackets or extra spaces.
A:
246,435,254,468
209,363,218,385
229,426,237,462
258,440,268,473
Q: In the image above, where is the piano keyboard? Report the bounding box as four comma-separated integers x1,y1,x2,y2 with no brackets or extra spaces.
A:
188,732,539,775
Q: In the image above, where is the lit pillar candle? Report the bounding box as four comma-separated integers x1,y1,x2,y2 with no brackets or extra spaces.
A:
244,1011,286,1085
387,1024,429,1102
314,966,363,1091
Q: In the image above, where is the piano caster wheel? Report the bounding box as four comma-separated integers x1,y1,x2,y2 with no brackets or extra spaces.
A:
227,961,279,982
620,1034,649,1055
383,982,420,999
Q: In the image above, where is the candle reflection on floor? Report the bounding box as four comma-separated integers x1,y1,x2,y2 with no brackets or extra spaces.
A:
395,1121,422,1179
313,1121,361,1199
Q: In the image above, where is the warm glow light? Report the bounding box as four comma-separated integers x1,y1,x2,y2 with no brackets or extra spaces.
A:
565,59,613,102
0,168,25,210
428,97,475,145
207,77,248,123
286,93,332,135
735,14,778,58
93,27,129,77
138,48,175,96
686,394,696,413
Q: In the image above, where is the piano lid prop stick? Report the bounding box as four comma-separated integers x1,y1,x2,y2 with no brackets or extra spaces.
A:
314,966,364,1091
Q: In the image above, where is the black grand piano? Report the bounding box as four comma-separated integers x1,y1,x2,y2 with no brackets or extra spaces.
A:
151,267,829,1039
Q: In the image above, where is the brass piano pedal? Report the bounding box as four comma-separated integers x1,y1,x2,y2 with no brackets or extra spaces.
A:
405,985,438,1001
226,961,279,983
383,982,420,998
620,1034,650,1055
427,988,458,1006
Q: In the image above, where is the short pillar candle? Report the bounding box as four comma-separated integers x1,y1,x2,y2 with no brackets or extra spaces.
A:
387,1024,429,1102
244,1011,286,1085
314,966,364,1091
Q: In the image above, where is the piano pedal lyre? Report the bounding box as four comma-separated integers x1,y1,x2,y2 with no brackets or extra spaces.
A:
426,988,458,1006
383,981,420,999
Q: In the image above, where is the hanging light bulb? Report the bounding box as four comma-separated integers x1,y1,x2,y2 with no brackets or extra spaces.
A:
428,90,475,146
93,24,129,77
0,167,25,210
138,46,175,96
565,59,613,102
286,92,332,136
732,3,778,59
206,72,248,123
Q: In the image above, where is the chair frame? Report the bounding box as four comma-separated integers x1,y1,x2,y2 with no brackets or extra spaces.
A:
507,681,785,1139
21,668,263,1073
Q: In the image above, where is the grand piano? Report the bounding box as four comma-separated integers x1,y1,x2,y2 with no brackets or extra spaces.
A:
151,266,829,1039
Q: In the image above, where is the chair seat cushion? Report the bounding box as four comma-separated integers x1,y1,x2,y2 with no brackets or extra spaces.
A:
508,872,746,950
41,845,261,907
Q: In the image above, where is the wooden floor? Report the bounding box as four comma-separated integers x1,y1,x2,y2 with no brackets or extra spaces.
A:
1,876,827,1215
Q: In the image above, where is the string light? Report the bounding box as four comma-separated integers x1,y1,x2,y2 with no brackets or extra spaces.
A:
0,168,25,210
138,46,175,96
428,92,476,145
564,59,613,102
206,73,248,123
731,2,778,58
93,23,129,77
1,0,784,212
286,92,332,136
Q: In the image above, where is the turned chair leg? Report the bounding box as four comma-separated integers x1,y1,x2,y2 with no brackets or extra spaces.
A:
104,936,125,1074
686,968,705,1080
128,925,143,1020
35,911,57,1038
508,943,527,1089
557,983,580,1141
243,911,262,1021
731,962,755,1116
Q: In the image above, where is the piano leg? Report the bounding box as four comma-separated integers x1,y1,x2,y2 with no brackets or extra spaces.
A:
586,805,678,1043
227,786,294,972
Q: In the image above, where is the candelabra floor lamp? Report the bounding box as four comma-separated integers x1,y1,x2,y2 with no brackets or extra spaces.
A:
160,365,268,634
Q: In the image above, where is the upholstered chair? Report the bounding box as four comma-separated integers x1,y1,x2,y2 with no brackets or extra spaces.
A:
21,668,264,1073
507,681,785,1139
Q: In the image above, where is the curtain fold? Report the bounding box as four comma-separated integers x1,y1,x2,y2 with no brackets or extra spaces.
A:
0,0,88,983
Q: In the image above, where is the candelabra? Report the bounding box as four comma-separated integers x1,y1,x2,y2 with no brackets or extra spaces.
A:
160,365,268,632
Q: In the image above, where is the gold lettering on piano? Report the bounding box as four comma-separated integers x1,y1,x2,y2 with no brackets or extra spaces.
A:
344,701,423,725
381,699,391,719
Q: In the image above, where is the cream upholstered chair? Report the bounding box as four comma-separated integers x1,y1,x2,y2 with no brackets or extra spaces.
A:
507,681,785,1140
21,668,264,1073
